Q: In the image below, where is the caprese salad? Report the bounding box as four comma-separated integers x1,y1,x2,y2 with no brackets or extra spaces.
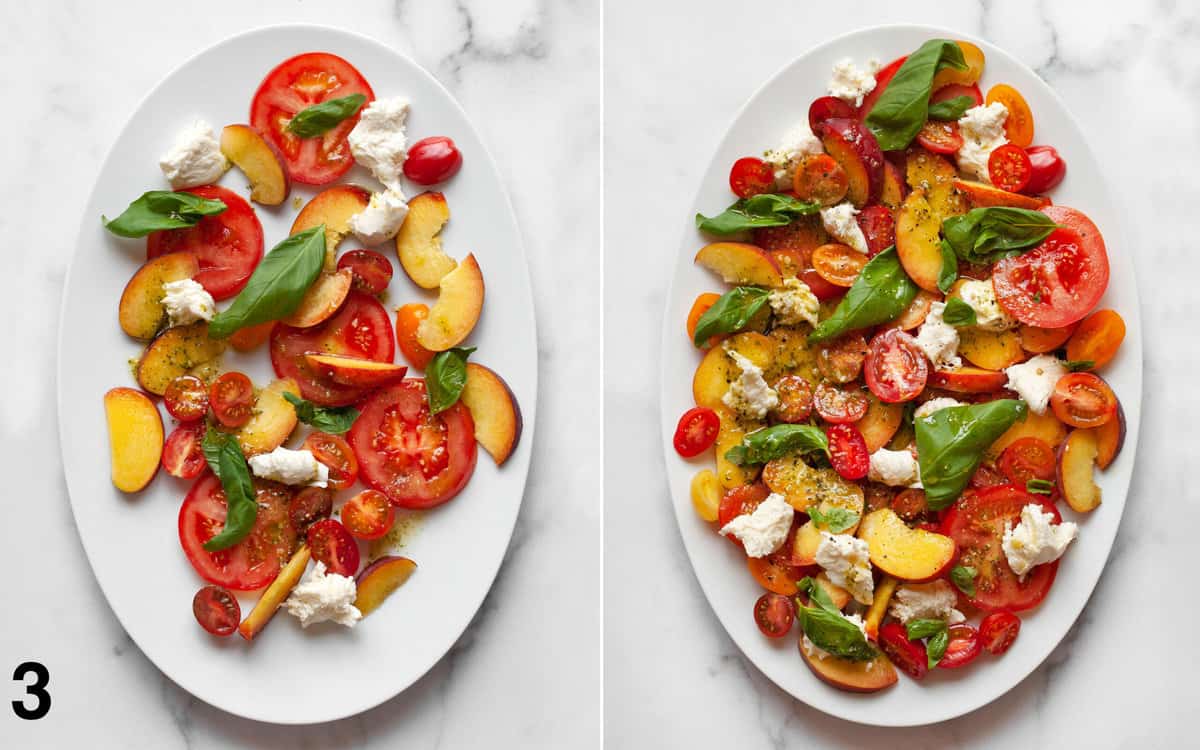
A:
675,38,1126,691
102,52,522,640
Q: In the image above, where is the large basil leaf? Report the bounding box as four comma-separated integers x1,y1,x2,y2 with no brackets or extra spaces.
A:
942,207,1059,265
286,94,367,138
692,286,770,347
695,193,821,236
927,95,975,121
796,577,877,661
916,399,1028,509
202,434,257,552
103,190,227,238
427,347,476,414
725,424,828,466
282,393,359,434
208,225,327,339
809,247,918,343
865,39,967,151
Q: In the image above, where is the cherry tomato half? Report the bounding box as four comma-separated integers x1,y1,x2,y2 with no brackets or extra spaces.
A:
916,120,963,155
1065,309,1125,370
812,243,866,287
288,487,333,534
878,621,928,680
164,374,209,422
306,519,360,577
813,383,869,424
395,303,437,370
209,372,254,428
817,333,869,383
403,136,463,185
341,490,396,540
793,154,848,206
808,95,856,132
988,144,1032,193
193,585,240,637
754,593,796,638
938,623,981,669
1050,372,1117,428
772,375,814,423
890,488,929,521
303,431,359,490
999,437,1056,485
856,205,895,257
729,157,775,198
162,423,207,479
1024,145,1067,194
864,329,928,403
748,554,802,596
980,610,1021,655
985,84,1034,147
717,482,770,529
674,407,720,458
827,423,869,480
337,249,394,294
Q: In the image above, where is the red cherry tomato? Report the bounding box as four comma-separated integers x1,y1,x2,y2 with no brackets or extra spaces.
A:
163,375,209,422
673,407,720,457
864,329,928,403
890,487,929,521
930,82,983,108
306,519,361,577
729,157,775,198
303,431,359,490
403,136,463,185
209,372,254,428
288,487,333,534
856,205,895,257
754,593,795,638
827,423,869,480
916,121,963,155
1050,372,1117,428
341,490,396,540
192,585,240,637
938,623,981,669
980,610,1022,655
337,249,394,294
999,437,1057,485
877,621,928,680
162,423,207,479
808,96,856,132
988,144,1032,193
813,383,869,424
1024,145,1067,194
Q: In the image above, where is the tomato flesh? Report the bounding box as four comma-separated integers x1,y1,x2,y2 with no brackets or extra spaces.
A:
306,518,360,577
916,120,963,155
193,585,240,637
812,243,866,287
827,423,869,480
808,96,856,132
717,482,770,530
817,334,868,383
754,593,795,638
856,205,895,257
209,371,254,428
341,490,396,540
288,487,333,534
988,144,1032,193
404,136,464,185
864,329,928,403
303,431,359,490
673,407,720,457
164,375,209,422
930,82,983,108
980,610,1021,655
337,249,394,294
162,423,207,479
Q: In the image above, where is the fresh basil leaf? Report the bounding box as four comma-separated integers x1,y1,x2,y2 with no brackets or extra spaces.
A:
692,287,770,347
103,190,227,238
796,579,877,661
926,627,950,669
1064,360,1095,372
427,347,476,414
950,565,977,597
798,576,838,613
942,208,1059,265
865,39,967,151
285,94,367,138
1026,478,1055,495
916,399,1028,509
695,193,821,236
938,239,958,294
941,297,978,327
201,427,235,480
927,95,975,121
282,392,359,434
202,436,257,552
807,506,860,534
725,424,828,466
809,247,918,343
905,618,947,641
208,225,327,339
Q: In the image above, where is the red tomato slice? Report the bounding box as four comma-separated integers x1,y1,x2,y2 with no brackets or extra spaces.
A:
163,375,209,422
941,484,1061,612
337,249,393,294
249,52,375,185
404,136,464,185
813,382,869,424
306,518,360,577
827,423,869,480
998,437,1056,485
341,490,396,540
178,473,298,591
673,407,720,457
270,291,396,406
993,206,1110,329
988,144,1032,193
916,121,963,155
864,329,928,403
717,482,770,529
146,186,264,300
192,585,240,637
347,379,478,509
753,593,795,638
938,623,981,668
877,621,928,680
980,610,1021,655
162,423,207,479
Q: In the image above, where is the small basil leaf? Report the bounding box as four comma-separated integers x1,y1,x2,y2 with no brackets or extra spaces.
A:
692,287,770,347
725,424,828,466
427,347,476,414
1026,478,1055,495
865,39,968,151
286,94,367,138
938,239,958,293
942,207,1059,265
103,191,227,238
202,437,257,552
282,392,359,434
926,627,950,669
927,95,976,121
807,506,860,534
905,618,948,641
916,399,1028,509
1064,360,1095,372
201,427,235,480
208,225,327,339
695,193,821,236
797,576,838,614
941,297,978,327
809,247,918,343
950,565,977,597
795,578,877,662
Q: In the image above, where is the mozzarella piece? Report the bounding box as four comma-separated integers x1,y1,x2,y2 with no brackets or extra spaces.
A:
820,203,869,255
915,301,962,369
956,102,1009,183
247,447,330,488
914,397,962,419
815,532,874,605
161,279,215,326
347,96,411,189
887,580,966,625
349,189,410,246
763,121,825,190
768,277,820,327
1002,503,1078,578
958,278,1017,331
1004,354,1068,414
721,349,779,420
718,493,793,557
827,58,881,108
868,448,922,488
283,562,362,628
159,120,228,189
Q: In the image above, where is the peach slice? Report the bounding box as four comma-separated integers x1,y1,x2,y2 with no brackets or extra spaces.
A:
1058,429,1102,512
817,118,884,207
895,189,944,293
713,408,760,489
396,192,455,289
879,159,907,209
765,455,864,518
292,184,371,270
989,409,1067,458
229,321,275,352
1089,401,1125,470
136,322,225,395
220,124,289,206
460,363,523,465
118,253,201,340
905,147,966,222
957,327,1025,371
280,268,353,328
929,366,1009,393
691,331,774,409
304,353,408,388
800,643,898,693
1019,323,1077,355
857,508,956,582
863,574,899,641
238,545,311,640
694,242,783,288
857,395,903,453
815,572,853,611
355,556,418,617
954,178,1050,210
235,378,300,456
104,387,164,493
415,253,485,352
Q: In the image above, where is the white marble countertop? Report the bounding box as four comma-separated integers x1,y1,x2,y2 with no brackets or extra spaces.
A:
0,0,600,747
605,0,1194,747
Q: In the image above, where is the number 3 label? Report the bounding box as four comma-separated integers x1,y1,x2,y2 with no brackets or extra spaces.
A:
12,662,50,720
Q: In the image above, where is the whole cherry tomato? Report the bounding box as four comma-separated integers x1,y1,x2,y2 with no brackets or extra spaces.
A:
1024,145,1067,193
403,136,463,185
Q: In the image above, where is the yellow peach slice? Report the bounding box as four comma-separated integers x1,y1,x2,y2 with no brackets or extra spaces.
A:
220,124,289,206
459,363,522,465
104,387,164,493
280,269,353,328
118,253,200,340
415,253,484,352
396,192,455,289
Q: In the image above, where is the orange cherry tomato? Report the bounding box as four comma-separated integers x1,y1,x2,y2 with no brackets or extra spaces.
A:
792,154,848,206
892,290,936,330
771,375,814,423
999,437,1056,485
985,84,1034,147
816,333,868,383
303,431,359,490
1018,322,1077,354
747,557,801,596
228,321,275,352
1050,372,1118,428
1065,309,1126,370
686,292,723,348
395,303,436,370
931,41,985,90
812,243,867,287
